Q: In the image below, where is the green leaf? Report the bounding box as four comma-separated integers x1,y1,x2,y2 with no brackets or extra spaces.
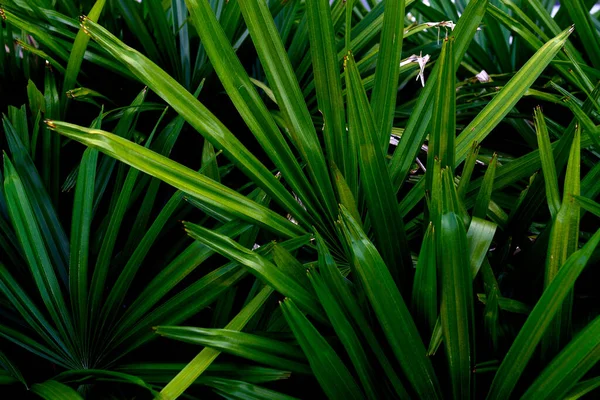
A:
0,268,71,367
146,0,181,78
110,221,254,343
534,107,561,219
563,376,600,400
3,157,74,355
203,377,300,400
308,269,378,399
330,162,360,223
0,350,26,388
62,0,107,109
31,380,83,400
46,121,303,238
427,216,496,356
455,26,574,164
522,314,600,399
272,245,311,292
43,63,60,205
314,233,409,398
98,190,184,327
89,157,141,329
574,195,600,218
466,217,497,279
477,294,531,315
517,0,584,65
0,321,69,369
457,142,480,201
427,37,456,196
68,148,97,351
412,222,437,332
542,124,581,357
370,0,406,151
305,0,346,169
92,87,148,212
79,18,308,228
154,325,309,374
55,369,157,394
563,0,600,68
483,286,500,351
183,0,321,228
344,51,411,285
27,79,45,115
236,0,337,219
119,362,290,385
437,169,474,400
486,227,600,400
183,222,323,321
486,5,582,91
3,118,69,283
473,153,498,220
16,39,66,76
388,0,487,191
115,0,161,64
281,298,364,400
172,0,191,88
0,8,70,62
339,207,442,398
563,98,600,151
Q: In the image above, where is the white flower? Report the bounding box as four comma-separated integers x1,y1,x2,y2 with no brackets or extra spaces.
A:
475,70,491,83
424,21,456,44
400,52,431,87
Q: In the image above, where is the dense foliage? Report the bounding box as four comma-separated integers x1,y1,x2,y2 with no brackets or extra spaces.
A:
0,0,599,398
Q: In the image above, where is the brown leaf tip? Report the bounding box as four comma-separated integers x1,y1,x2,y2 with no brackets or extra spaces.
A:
80,15,91,35
44,119,57,129
0,8,6,21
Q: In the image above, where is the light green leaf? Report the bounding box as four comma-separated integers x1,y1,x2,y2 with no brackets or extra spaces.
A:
159,286,273,399
46,121,304,238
